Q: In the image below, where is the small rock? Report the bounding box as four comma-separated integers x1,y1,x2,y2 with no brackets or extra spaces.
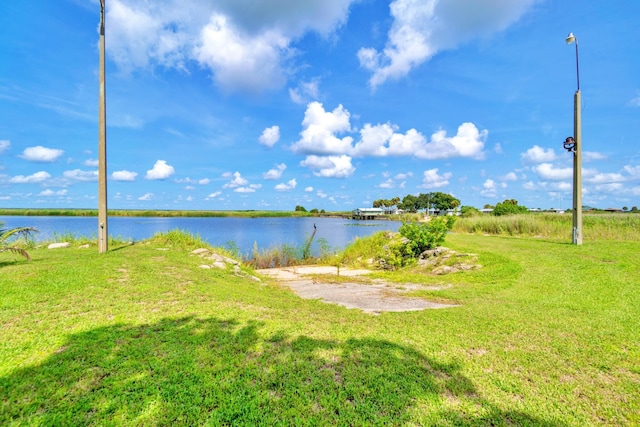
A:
78,244,90,249
191,248,209,255
48,242,70,249
199,264,212,269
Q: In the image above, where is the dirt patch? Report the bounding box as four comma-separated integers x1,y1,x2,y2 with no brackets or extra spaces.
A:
257,266,459,315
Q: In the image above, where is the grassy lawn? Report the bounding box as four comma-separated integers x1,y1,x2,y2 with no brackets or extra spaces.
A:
1,233,638,425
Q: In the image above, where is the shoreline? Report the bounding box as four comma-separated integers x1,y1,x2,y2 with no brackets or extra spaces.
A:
0,208,352,219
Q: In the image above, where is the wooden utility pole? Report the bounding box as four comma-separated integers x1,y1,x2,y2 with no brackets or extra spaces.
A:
98,0,108,253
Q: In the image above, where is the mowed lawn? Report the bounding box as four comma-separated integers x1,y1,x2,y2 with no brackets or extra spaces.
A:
1,233,638,425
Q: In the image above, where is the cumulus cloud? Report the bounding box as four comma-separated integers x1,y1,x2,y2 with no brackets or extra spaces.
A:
263,163,287,179
501,172,518,181
358,0,539,88
305,186,314,192
259,126,281,148
292,102,487,160
420,168,452,189
235,184,262,193
206,191,222,199
84,159,99,167
19,146,64,162
199,178,211,185
300,155,355,178
532,163,572,180
292,102,353,155
0,140,10,154
223,171,249,188
481,179,498,197
9,171,51,184
9,171,52,184
521,145,557,163
145,160,175,180
112,170,138,181
139,192,154,201
106,0,355,93
275,178,297,191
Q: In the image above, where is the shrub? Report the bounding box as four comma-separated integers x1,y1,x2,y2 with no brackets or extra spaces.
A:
399,217,456,257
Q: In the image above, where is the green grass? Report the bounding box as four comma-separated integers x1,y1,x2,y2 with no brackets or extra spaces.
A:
1,233,639,425
454,212,640,241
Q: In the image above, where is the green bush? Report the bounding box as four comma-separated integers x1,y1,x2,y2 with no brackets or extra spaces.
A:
399,217,456,257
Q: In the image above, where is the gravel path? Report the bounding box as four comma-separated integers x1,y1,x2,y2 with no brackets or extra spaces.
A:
257,266,458,314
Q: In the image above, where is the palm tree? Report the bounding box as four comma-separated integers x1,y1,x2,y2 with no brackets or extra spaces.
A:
0,222,38,261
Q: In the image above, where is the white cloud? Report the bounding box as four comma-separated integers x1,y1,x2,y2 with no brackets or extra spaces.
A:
263,163,286,180
8,171,51,184
420,168,452,189
106,0,355,93
139,192,154,201
583,151,607,162
206,191,222,199
378,179,394,189
64,169,99,182
521,145,557,163
112,170,138,181
38,189,67,197
300,155,355,178
291,102,353,155
394,172,413,180
481,179,498,197
292,102,487,160
317,190,328,198
585,172,626,184
624,165,640,178
19,146,64,162
235,186,256,193
259,126,280,147
532,163,573,180
195,15,289,93
145,160,175,180
223,171,249,188
501,172,518,181
199,178,211,185
359,0,539,88
305,186,314,192
289,78,321,104
84,159,99,167
275,178,297,191
0,140,10,154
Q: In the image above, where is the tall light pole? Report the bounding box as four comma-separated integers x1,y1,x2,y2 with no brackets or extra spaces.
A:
564,32,582,245
98,0,108,253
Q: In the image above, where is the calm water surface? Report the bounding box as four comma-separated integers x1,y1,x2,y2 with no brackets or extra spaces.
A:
0,216,400,254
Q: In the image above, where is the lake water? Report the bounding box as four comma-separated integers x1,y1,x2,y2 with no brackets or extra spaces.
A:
0,216,400,255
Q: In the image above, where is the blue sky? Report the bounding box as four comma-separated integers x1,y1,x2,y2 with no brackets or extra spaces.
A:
1,0,639,211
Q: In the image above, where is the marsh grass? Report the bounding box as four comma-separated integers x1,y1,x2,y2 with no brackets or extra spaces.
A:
454,212,640,241
1,231,639,425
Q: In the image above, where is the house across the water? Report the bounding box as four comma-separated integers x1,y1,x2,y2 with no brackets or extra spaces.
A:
352,207,385,220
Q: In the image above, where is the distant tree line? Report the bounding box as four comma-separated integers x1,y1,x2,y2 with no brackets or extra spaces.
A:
373,192,461,213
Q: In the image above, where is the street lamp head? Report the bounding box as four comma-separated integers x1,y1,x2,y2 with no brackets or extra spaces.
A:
566,32,576,45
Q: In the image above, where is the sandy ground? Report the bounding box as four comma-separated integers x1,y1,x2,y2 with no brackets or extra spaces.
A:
257,266,458,315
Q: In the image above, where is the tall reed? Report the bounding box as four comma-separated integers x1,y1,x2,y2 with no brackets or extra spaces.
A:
454,213,640,241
